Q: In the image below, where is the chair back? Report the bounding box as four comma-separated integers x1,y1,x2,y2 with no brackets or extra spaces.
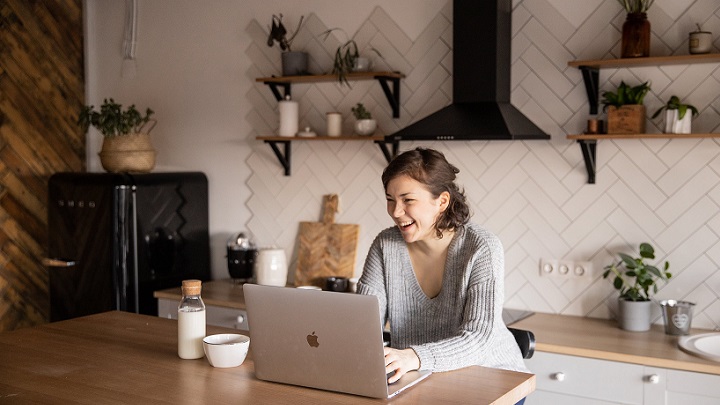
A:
508,327,535,359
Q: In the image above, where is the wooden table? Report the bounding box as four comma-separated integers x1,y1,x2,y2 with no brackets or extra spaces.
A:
0,311,535,404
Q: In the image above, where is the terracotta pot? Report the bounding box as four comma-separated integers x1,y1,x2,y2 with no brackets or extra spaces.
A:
621,13,651,58
98,132,156,173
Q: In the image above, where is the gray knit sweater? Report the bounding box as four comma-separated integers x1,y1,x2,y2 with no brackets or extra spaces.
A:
357,223,529,373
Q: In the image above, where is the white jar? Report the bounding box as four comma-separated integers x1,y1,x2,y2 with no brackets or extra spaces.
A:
326,112,342,137
254,248,288,286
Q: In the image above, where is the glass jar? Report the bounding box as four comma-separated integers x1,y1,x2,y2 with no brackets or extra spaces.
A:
621,13,651,58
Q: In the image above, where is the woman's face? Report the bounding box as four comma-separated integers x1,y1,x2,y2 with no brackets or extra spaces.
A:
385,175,449,244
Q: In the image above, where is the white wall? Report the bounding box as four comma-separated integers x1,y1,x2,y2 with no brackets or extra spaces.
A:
86,0,720,329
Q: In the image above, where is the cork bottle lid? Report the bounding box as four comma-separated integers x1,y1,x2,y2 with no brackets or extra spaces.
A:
181,279,202,296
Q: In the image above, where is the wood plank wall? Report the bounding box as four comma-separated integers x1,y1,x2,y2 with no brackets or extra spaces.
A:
0,0,85,331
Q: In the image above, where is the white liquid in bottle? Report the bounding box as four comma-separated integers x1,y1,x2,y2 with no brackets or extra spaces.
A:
178,310,205,359
178,279,206,359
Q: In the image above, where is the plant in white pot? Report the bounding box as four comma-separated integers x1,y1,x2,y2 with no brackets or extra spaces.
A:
267,14,307,76
652,95,698,134
351,103,376,136
78,98,156,173
603,242,671,331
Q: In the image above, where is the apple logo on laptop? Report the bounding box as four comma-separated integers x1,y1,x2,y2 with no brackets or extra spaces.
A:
306,331,319,348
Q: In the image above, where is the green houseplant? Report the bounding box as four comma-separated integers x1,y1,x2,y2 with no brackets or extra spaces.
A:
351,103,376,136
603,242,671,331
652,95,698,134
321,29,384,86
267,14,307,76
601,81,650,134
78,98,157,173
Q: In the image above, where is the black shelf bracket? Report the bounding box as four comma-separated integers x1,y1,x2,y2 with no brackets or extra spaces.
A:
263,81,291,101
375,75,401,118
577,140,597,184
264,140,291,176
375,139,399,163
579,66,600,115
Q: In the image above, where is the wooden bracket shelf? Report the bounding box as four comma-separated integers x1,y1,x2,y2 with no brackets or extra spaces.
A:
255,71,405,118
567,133,720,184
568,53,720,115
568,54,720,184
256,136,398,176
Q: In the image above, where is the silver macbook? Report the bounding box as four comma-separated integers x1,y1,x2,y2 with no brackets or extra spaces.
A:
243,284,431,398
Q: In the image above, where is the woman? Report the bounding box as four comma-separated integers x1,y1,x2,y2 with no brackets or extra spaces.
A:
357,147,529,386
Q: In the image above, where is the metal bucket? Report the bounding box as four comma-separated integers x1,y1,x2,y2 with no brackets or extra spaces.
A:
660,300,695,335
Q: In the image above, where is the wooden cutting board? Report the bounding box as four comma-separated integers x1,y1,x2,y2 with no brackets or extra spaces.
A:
294,194,359,288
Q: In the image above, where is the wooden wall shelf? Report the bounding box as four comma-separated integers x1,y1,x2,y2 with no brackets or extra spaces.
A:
568,54,720,184
566,133,720,184
568,54,720,115
255,71,405,118
256,135,398,176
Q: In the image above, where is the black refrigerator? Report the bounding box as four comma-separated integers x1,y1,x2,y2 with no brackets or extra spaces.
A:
47,172,211,322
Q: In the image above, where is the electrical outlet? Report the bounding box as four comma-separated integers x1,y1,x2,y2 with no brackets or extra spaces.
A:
539,259,557,277
539,259,593,279
572,261,593,278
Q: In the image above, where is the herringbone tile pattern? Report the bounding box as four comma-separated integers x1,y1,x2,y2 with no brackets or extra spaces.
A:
245,0,720,329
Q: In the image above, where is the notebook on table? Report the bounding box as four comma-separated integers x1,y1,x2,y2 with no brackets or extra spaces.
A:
243,283,431,399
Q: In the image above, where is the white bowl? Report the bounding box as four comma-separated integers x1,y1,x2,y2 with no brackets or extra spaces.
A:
202,334,250,368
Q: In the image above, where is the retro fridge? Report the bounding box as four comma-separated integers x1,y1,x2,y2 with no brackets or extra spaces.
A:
47,172,211,322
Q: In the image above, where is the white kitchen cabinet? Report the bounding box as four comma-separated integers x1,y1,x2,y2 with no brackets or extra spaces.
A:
526,352,720,405
157,298,249,331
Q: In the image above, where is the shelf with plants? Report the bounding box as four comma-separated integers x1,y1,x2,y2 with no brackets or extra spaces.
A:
568,53,720,115
255,71,405,118
256,135,398,176
567,54,720,184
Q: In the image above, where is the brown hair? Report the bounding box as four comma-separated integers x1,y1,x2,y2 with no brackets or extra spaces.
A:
382,147,470,237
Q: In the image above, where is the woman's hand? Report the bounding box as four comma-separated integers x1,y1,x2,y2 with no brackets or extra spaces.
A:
383,347,420,384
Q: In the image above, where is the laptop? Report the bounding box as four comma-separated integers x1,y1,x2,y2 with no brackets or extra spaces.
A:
243,284,431,398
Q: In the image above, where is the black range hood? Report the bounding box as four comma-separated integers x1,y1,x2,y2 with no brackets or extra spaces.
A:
388,0,549,141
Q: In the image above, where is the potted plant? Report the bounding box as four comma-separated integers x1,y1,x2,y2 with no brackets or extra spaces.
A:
652,95,698,134
321,29,384,86
351,103,377,136
601,80,650,134
267,14,307,76
603,242,671,331
78,98,157,173
616,0,654,58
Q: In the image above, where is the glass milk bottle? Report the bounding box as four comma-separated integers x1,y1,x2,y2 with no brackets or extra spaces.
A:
178,279,206,359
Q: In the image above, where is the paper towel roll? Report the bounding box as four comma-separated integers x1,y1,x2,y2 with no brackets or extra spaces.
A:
326,112,342,137
278,99,298,137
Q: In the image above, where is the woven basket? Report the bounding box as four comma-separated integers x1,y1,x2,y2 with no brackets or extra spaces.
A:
99,133,156,173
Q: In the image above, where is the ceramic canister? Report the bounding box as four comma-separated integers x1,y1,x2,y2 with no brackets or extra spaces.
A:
254,248,288,287
278,96,298,137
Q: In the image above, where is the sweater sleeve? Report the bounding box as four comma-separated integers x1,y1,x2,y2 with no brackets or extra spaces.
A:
356,233,388,328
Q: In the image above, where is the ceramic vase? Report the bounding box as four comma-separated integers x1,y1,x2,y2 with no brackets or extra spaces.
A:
621,13,651,58
354,119,377,136
618,298,653,332
281,51,308,76
664,110,692,134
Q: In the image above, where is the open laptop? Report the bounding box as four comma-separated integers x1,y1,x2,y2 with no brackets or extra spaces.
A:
243,284,431,398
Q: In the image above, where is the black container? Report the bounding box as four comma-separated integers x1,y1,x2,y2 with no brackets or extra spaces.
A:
227,232,256,282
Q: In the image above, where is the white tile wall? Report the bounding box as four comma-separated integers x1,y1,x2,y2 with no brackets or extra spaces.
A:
245,1,720,329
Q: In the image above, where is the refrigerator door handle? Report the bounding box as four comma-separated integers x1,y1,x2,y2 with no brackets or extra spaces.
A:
42,258,77,267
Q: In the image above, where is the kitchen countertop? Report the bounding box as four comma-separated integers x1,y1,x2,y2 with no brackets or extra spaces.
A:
0,311,535,404
156,280,720,375
512,312,720,375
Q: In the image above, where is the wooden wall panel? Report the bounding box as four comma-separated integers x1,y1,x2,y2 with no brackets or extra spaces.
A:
0,0,84,331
